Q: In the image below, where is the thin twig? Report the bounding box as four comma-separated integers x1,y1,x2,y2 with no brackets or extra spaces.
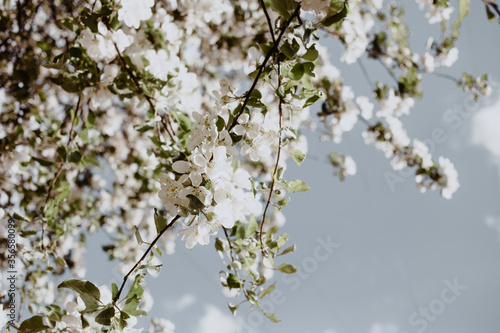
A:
259,59,283,256
223,227,250,300
41,95,81,249
227,4,301,132
258,0,276,44
113,214,181,303
112,42,175,141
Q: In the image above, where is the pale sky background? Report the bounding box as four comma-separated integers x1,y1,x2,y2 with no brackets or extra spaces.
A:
84,1,500,332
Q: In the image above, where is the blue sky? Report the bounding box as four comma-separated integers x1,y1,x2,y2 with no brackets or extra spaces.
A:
83,1,500,332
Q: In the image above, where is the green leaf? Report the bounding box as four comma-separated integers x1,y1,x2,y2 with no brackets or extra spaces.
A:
55,256,67,267
275,263,297,274
33,157,54,167
264,311,280,323
19,230,37,237
289,63,305,80
453,0,469,29
304,94,321,108
95,306,115,326
111,283,119,300
123,294,147,317
125,274,145,300
67,151,82,164
322,2,348,27
259,282,276,299
215,237,224,252
280,40,300,59
278,244,296,256
87,110,97,126
13,212,30,222
228,303,239,315
486,4,495,21
133,122,154,133
245,217,258,237
302,45,319,61
81,155,100,167
154,209,168,234
270,0,299,19
19,316,51,332
289,179,310,192
227,273,241,289
58,279,100,312
134,226,144,245
291,149,305,166
118,311,130,330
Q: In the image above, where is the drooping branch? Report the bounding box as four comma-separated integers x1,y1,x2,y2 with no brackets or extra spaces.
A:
113,214,181,303
228,4,302,132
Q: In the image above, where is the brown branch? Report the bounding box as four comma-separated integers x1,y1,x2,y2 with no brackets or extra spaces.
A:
258,0,276,44
41,95,81,250
259,59,283,256
112,42,175,141
113,214,180,303
223,227,250,300
227,4,301,132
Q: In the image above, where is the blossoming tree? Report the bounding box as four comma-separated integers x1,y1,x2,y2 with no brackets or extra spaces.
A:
0,0,495,331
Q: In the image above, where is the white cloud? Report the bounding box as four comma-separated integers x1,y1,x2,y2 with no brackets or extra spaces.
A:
471,95,500,158
368,322,400,333
163,294,196,313
196,305,238,333
485,215,500,241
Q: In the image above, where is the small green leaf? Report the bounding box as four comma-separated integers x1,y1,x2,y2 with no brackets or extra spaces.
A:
95,306,115,326
322,2,348,26
270,0,299,19
227,273,241,289
486,4,495,21
111,283,119,300
13,212,30,222
289,179,310,192
264,311,280,323
275,263,297,274
67,151,82,164
302,45,319,61
58,279,101,312
245,217,258,237
125,274,145,300
289,63,305,80
55,256,67,267
291,149,305,166
215,237,224,252
123,294,147,317
259,282,276,299
304,95,321,108
133,122,154,133
278,244,296,256
154,209,168,234
33,157,54,167
453,0,469,29
134,226,144,245
228,303,239,315
19,315,51,332
19,230,37,237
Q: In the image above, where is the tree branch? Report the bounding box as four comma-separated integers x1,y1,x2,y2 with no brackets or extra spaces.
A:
112,42,176,141
113,214,181,303
259,58,284,256
227,4,301,132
